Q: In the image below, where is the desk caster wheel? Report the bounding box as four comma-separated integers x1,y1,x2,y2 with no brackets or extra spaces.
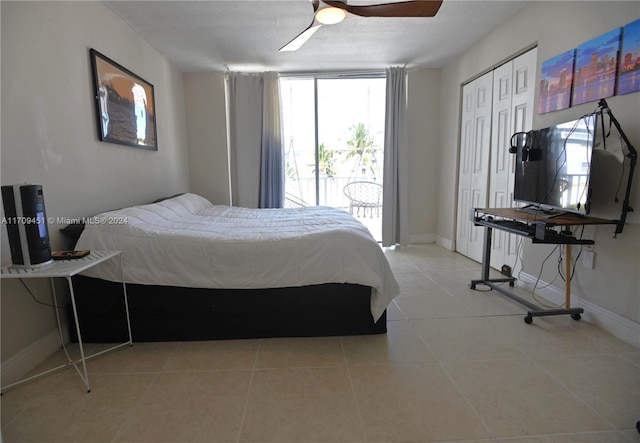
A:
509,281,515,287
571,313,582,321
524,316,533,324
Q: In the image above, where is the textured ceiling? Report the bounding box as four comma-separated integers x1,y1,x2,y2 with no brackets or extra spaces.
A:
104,0,529,72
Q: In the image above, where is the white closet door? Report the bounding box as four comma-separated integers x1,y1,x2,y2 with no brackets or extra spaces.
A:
504,48,537,271
489,62,514,209
456,82,475,257
488,48,538,270
456,71,493,262
456,49,537,266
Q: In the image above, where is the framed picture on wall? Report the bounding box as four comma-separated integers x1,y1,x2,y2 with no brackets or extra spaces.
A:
572,28,621,106
538,49,575,114
90,48,158,151
618,18,640,95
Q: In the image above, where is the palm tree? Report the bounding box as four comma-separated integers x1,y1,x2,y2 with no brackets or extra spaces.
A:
344,123,377,176
311,143,337,177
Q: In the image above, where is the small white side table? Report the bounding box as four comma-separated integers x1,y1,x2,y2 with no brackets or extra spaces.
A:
1,251,132,393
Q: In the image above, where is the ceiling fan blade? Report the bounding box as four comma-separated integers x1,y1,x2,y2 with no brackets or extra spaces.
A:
279,23,323,52
279,0,322,52
323,0,443,18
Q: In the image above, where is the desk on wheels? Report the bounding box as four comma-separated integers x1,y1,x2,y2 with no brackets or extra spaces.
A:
0,251,132,393
470,208,617,324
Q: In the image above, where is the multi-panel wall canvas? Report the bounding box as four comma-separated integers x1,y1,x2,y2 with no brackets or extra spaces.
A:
572,28,621,106
618,18,640,95
539,49,575,114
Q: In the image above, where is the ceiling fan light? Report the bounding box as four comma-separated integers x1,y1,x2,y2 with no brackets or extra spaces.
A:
315,7,346,25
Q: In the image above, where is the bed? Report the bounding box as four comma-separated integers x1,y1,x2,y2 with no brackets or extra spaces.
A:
70,193,400,342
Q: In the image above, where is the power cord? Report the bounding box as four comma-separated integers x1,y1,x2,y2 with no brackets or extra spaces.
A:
530,245,566,309
557,226,585,283
18,278,65,310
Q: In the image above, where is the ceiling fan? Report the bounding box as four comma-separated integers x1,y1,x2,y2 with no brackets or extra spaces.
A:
279,0,444,52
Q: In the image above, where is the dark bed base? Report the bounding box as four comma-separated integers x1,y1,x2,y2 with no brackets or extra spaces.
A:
69,276,387,342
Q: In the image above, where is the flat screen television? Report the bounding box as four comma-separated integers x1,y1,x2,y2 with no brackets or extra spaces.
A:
513,114,597,217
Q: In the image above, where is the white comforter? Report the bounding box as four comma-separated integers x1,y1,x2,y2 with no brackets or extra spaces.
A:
76,193,399,321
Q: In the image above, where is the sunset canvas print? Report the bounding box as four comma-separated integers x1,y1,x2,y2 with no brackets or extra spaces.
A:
90,49,157,151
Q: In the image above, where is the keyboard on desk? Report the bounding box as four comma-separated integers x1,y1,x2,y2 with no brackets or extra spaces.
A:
485,219,537,235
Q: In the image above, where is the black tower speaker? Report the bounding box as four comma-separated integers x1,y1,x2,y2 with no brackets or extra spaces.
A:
1,184,52,267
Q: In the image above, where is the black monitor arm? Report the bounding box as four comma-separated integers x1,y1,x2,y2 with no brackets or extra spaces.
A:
597,99,637,235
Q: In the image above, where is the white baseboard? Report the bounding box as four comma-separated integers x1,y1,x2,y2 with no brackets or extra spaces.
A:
410,233,436,244
517,272,640,350
403,235,455,250
1,328,62,388
406,234,453,250
435,235,454,251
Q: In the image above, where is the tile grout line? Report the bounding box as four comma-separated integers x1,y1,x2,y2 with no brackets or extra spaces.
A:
108,341,181,442
0,371,68,432
530,357,620,432
235,338,262,443
109,371,160,443
407,317,498,441
436,358,499,442
339,337,368,443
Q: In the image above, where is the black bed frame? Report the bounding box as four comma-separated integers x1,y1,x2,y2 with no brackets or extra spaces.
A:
69,276,387,342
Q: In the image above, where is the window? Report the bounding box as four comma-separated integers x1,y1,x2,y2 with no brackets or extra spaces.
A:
280,75,386,241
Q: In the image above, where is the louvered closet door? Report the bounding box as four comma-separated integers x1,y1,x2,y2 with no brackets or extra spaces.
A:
456,71,493,262
488,48,537,271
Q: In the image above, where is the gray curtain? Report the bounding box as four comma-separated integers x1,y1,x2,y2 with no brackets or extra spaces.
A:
227,73,262,208
382,66,409,247
227,72,284,208
259,72,285,208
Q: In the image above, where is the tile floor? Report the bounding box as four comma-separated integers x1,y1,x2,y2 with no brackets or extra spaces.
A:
1,244,639,442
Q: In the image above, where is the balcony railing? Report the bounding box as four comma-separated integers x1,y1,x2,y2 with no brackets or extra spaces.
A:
285,176,382,241
285,176,348,209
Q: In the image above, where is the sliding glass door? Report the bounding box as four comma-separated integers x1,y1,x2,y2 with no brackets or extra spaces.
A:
280,75,386,241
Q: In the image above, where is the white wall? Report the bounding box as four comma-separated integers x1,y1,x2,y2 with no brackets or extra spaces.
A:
184,72,231,205
1,1,190,373
436,1,640,325
407,69,442,243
